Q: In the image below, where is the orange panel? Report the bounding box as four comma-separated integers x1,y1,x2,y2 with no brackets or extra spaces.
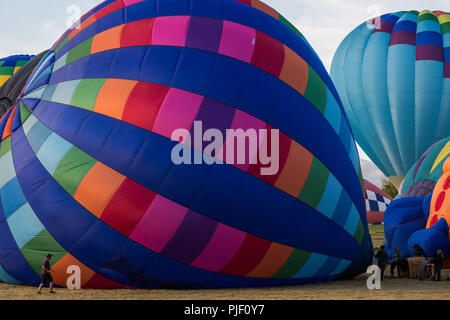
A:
51,253,96,288
2,106,16,140
74,162,126,217
247,243,293,278
94,79,138,120
69,14,97,40
91,24,124,54
251,0,279,19
280,46,309,95
274,141,313,197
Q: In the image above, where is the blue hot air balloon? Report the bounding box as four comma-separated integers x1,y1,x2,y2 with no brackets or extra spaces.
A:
331,10,450,183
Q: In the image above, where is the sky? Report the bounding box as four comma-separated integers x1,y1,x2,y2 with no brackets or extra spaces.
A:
0,0,448,162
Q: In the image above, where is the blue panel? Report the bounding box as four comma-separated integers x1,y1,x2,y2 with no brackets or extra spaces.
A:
0,178,27,219
416,31,443,47
7,203,44,249
0,192,40,285
293,253,328,278
26,120,53,154
393,20,417,32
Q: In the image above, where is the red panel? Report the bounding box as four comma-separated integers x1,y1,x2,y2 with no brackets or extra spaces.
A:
101,179,157,236
84,273,125,289
122,82,170,131
120,18,155,47
220,234,271,276
247,124,291,186
234,0,252,5
251,30,285,77
94,0,125,21
366,211,384,225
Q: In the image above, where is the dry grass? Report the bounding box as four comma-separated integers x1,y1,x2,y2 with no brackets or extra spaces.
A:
1,272,449,300
369,224,385,250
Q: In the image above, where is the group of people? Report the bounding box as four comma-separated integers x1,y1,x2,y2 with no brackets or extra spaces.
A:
375,245,445,281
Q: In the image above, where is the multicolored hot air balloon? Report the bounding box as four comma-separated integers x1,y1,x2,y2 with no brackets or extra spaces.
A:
0,0,372,289
364,180,392,224
0,55,34,88
331,10,450,185
399,137,450,198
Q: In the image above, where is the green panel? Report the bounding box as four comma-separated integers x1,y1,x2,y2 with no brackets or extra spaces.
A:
0,61,4,67
70,78,107,111
20,102,32,124
298,157,330,208
354,220,365,244
358,166,364,194
55,36,70,54
0,137,12,158
278,14,304,39
304,66,327,114
53,146,97,196
418,12,438,22
66,37,93,65
0,66,14,75
441,22,450,34
21,229,67,275
272,249,311,278
15,60,29,67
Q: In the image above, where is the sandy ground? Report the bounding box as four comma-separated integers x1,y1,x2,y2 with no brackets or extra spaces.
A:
1,271,449,300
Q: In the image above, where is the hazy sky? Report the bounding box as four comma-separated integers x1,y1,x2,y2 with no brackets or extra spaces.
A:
0,0,448,161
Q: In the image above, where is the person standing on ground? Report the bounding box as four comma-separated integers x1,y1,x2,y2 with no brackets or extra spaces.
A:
37,253,55,294
375,245,389,281
390,248,401,277
432,249,444,281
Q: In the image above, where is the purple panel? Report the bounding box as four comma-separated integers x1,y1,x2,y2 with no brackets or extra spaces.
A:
160,210,218,265
373,22,395,34
191,97,236,152
416,45,444,61
389,31,416,46
413,140,441,179
186,16,224,52
445,62,450,78
404,180,436,198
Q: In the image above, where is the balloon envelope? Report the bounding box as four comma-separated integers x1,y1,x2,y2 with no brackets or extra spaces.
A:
331,10,450,178
0,0,371,288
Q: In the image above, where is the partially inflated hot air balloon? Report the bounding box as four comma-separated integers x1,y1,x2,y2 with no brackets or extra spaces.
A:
0,0,372,289
0,55,34,88
399,137,450,198
331,10,450,187
364,180,392,224
0,53,47,119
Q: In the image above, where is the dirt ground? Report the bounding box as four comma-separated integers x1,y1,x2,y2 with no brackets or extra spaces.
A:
1,271,449,300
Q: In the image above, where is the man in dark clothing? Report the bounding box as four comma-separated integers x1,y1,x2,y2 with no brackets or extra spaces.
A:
375,245,389,281
432,249,444,281
413,244,426,257
37,253,55,294
390,248,401,277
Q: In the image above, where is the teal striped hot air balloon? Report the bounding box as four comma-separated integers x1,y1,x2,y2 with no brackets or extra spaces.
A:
331,10,450,183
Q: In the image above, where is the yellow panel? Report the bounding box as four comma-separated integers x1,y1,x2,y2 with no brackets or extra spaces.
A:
430,141,450,173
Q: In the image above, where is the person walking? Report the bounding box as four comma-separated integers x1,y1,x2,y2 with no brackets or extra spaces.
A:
375,245,389,281
37,253,55,294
